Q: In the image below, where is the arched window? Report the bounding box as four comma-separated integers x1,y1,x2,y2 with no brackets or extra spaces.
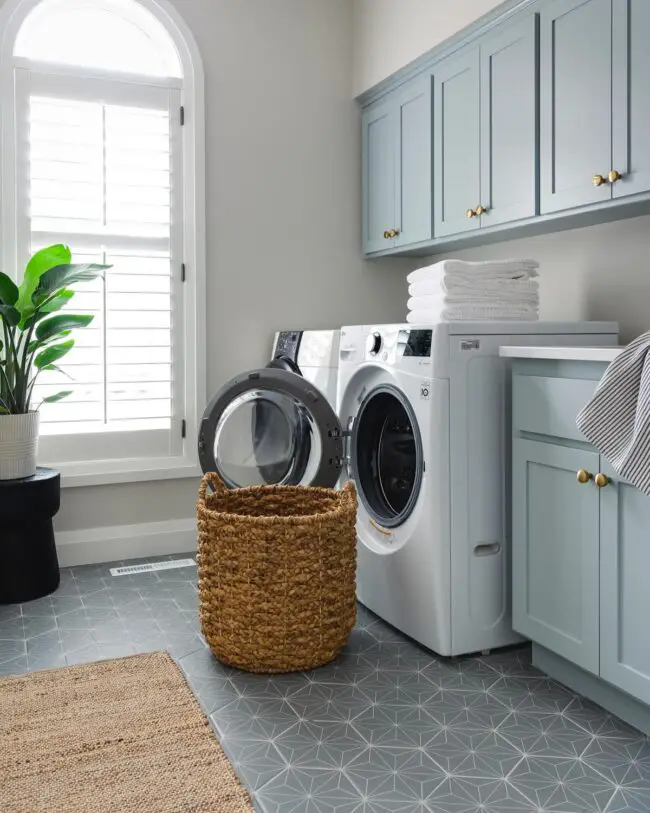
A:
0,0,205,484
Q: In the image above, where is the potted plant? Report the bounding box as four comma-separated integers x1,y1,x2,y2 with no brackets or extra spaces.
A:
0,244,107,480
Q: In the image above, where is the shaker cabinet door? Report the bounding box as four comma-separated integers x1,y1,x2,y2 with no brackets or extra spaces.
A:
362,101,396,254
480,16,539,227
540,0,613,213
611,0,650,199
512,439,600,674
433,49,481,237
394,75,433,249
600,463,650,705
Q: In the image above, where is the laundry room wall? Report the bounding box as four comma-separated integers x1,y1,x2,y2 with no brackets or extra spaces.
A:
352,0,502,96
3,0,413,557
353,0,650,343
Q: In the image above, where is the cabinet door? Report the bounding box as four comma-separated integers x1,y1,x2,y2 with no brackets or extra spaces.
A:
480,16,539,227
600,463,650,705
362,100,396,254
434,49,480,237
394,75,433,249
540,0,612,213
512,439,600,674
612,0,650,198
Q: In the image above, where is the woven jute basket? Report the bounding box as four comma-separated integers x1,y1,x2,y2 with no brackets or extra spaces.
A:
196,472,357,674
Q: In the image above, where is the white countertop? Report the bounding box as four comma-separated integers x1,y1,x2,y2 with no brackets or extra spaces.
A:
499,345,623,362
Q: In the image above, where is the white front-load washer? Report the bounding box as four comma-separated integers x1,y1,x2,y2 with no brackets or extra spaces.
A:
338,321,619,657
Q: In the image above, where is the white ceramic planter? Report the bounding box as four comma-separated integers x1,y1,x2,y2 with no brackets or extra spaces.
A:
0,411,40,480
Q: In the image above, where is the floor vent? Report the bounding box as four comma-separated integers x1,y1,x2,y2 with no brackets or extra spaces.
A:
109,558,196,577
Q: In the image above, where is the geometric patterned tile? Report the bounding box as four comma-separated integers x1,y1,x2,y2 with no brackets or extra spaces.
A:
488,675,576,716
606,787,650,813
256,767,362,813
345,745,445,800
507,754,616,812
425,777,540,813
2,555,646,813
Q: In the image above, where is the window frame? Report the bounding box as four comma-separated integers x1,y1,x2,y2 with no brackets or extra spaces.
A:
0,0,206,488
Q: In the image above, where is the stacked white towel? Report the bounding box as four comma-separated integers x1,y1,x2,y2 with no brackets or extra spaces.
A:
406,258,540,323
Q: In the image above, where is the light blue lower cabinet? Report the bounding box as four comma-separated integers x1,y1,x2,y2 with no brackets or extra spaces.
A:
600,460,650,706
512,438,601,675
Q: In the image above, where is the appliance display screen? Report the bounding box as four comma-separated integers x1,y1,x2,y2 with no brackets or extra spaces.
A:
403,330,432,358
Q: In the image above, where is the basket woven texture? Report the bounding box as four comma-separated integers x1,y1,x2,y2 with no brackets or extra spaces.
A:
197,473,357,673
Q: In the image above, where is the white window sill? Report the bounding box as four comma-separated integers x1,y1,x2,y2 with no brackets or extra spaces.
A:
39,456,203,488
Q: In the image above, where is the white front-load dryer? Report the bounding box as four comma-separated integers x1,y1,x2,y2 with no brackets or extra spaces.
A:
338,321,619,657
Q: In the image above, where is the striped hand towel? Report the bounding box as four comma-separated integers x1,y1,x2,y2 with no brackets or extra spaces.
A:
577,331,650,494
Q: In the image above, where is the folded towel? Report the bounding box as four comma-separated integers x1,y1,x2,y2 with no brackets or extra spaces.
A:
408,276,540,299
407,288,539,312
577,332,650,495
407,258,539,286
407,305,539,324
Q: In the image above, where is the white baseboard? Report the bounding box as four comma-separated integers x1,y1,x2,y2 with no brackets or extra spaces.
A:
55,518,197,568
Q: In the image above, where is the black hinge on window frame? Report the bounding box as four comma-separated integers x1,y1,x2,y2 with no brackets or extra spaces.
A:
181,263,186,282
181,419,187,439
180,106,185,126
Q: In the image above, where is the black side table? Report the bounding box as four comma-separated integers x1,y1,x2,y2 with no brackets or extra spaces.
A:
0,468,61,604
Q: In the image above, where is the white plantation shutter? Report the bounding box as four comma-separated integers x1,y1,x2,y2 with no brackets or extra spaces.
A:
15,69,185,464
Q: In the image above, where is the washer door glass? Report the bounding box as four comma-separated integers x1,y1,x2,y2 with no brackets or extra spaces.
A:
199,369,343,488
352,385,423,528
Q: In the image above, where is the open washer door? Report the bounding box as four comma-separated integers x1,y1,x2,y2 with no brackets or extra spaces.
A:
199,368,344,488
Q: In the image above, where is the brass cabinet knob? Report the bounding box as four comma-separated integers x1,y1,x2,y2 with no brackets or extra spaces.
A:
475,205,489,215
466,208,477,218
593,174,607,187
577,469,593,484
390,228,400,238
383,230,391,239
608,169,622,183
595,473,610,488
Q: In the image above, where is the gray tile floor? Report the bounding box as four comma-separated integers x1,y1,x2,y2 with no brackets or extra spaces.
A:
1,554,650,813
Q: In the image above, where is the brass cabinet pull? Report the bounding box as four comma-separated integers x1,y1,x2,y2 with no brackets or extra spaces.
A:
475,205,489,215
595,473,610,488
466,208,477,218
593,174,607,187
577,469,593,485
608,169,622,183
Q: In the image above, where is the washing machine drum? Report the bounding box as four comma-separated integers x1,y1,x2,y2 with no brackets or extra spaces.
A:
199,367,343,488
351,384,424,528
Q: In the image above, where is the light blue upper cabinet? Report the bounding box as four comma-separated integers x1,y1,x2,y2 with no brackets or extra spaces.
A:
480,17,539,227
600,462,650,706
361,76,432,254
512,438,601,675
611,0,650,198
362,100,396,254
394,75,433,249
434,48,481,237
540,0,613,213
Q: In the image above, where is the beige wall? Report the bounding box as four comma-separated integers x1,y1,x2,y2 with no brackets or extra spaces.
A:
10,0,411,537
353,0,502,95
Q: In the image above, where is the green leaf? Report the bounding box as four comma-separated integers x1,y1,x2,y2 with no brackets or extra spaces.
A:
29,331,71,353
36,313,94,343
41,364,74,380
35,263,108,300
40,289,74,313
16,245,71,319
41,390,72,404
0,305,20,327
34,339,74,369
0,273,19,306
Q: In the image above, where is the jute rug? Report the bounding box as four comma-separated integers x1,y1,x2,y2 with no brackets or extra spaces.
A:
0,651,253,813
